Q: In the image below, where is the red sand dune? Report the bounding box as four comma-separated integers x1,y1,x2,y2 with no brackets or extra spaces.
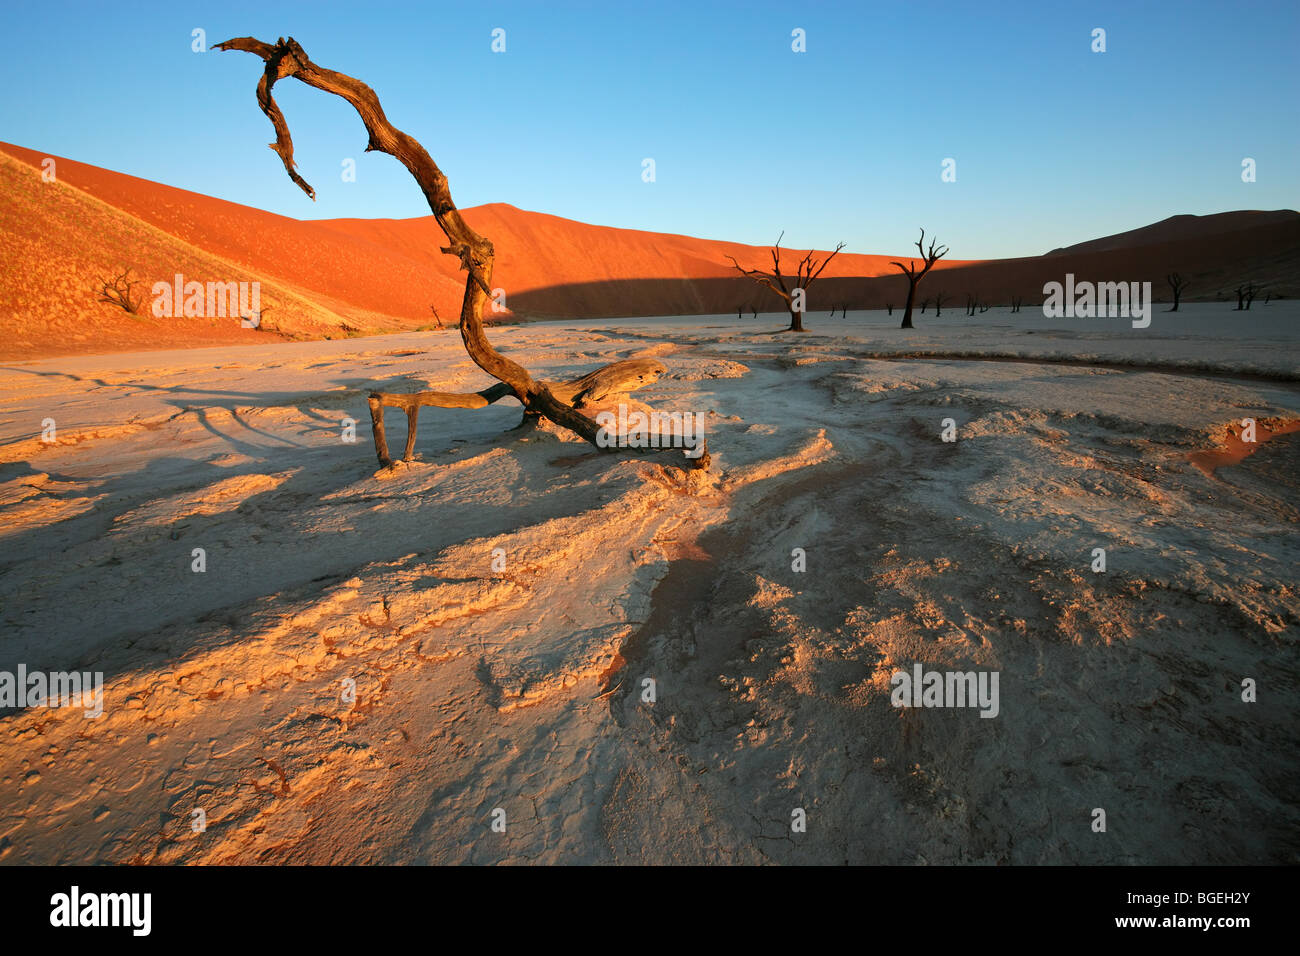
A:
1,140,1296,359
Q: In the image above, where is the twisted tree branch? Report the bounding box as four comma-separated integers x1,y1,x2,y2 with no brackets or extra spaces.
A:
215,36,705,468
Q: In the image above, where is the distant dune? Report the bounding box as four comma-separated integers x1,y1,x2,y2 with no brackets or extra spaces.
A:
1,141,1296,359
1044,211,1300,257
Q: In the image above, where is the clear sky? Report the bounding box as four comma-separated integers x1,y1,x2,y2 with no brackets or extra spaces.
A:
1,0,1296,259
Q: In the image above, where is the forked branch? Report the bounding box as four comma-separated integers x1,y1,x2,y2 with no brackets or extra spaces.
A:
215,36,704,468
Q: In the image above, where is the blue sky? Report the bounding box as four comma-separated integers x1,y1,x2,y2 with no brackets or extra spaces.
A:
1,0,1296,259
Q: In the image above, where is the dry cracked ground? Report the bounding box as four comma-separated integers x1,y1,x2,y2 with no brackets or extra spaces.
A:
0,311,1297,864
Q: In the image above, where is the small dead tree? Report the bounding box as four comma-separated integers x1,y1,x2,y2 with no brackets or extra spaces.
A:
891,229,948,329
217,36,705,469
243,303,273,329
1235,282,1261,310
933,292,945,317
920,297,931,315
966,293,976,316
1166,273,1188,312
886,303,893,316
1010,296,1022,314
94,267,144,314
978,301,990,314
727,233,845,332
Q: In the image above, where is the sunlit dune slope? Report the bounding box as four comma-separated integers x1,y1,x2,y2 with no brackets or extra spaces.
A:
0,150,361,360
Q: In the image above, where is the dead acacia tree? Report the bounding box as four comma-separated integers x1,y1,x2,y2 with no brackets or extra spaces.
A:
1166,273,1188,312
933,292,945,317
94,267,144,314
727,232,845,332
891,229,948,329
1235,282,1260,311
216,36,703,468
243,303,272,329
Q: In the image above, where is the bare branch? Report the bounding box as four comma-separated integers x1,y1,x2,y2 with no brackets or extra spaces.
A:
217,36,706,467
94,266,143,314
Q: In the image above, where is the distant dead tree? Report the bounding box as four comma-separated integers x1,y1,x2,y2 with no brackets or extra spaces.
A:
428,304,443,329
934,292,945,316
887,303,893,316
1235,282,1261,311
978,301,990,313
94,266,144,314
727,232,845,332
891,229,948,329
1010,296,1022,313
217,35,705,469
751,306,757,318
243,303,273,329
920,297,931,315
966,293,976,316
1166,273,1189,312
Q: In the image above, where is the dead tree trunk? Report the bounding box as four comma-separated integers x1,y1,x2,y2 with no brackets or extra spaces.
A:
215,36,705,469
727,232,844,333
933,292,944,317
891,229,948,329
1235,282,1260,311
1166,273,1188,312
